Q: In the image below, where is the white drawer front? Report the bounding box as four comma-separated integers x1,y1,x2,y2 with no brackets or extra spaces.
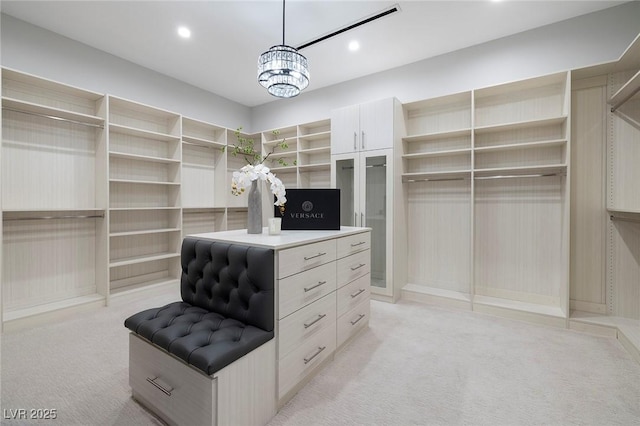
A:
336,249,371,288
337,299,370,349
278,292,337,358
278,239,336,278
337,273,370,318
278,325,336,399
336,232,371,259
278,261,337,319
129,334,214,426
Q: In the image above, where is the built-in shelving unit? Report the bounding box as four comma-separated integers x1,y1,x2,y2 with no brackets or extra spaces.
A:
402,72,571,325
261,119,332,190
1,68,108,330
0,68,333,331
297,119,332,188
107,96,182,298
401,92,473,307
181,117,228,235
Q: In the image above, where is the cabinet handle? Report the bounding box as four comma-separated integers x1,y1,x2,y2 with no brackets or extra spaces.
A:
304,252,327,261
350,241,366,247
146,377,173,396
304,280,327,292
304,313,327,328
350,288,366,298
361,212,364,225
354,212,357,226
353,131,357,150
350,263,366,271
361,130,365,149
350,314,366,326
304,346,327,364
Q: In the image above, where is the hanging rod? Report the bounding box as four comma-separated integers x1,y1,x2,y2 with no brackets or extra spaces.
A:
2,107,104,129
3,214,104,222
474,173,564,180
610,215,640,224
403,177,467,183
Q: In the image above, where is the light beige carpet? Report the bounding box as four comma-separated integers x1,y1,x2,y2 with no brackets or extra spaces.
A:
2,293,639,426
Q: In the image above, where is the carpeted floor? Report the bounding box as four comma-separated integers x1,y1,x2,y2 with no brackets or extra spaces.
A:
2,292,639,426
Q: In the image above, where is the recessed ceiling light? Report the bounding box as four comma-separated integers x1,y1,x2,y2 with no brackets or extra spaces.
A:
348,40,360,52
177,26,191,39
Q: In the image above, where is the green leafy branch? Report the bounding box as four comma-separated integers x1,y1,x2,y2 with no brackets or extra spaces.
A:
222,127,290,166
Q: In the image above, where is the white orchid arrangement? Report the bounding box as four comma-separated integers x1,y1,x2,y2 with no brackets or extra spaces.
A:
226,128,287,214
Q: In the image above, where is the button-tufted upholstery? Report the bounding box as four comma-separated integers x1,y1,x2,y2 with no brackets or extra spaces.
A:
125,238,274,375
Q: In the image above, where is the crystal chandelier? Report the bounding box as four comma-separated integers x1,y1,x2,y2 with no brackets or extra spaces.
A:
257,0,309,98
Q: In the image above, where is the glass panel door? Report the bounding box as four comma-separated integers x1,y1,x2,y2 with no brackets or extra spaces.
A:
334,157,356,226
364,155,387,290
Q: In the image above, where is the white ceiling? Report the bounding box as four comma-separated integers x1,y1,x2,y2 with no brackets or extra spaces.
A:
0,0,628,107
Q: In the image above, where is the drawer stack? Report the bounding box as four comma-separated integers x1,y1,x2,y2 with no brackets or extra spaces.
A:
336,232,371,348
276,230,371,404
277,239,337,400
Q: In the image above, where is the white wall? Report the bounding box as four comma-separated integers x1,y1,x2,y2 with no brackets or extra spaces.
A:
251,1,640,131
0,14,251,130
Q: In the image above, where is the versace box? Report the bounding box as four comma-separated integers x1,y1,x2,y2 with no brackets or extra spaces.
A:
275,189,341,230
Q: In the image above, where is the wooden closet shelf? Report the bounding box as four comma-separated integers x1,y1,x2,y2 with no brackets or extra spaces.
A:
110,228,181,237
474,139,567,152
403,128,471,142
109,252,180,268
182,134,226,148
109,178,180,186
109,123,180,142
474,116,567,134
109,151,180,164
2,97,104,127
609,69,640,112
403,148,471,159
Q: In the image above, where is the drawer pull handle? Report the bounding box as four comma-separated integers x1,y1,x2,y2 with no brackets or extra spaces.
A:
350,263,366,271
304,346,327,364
350,288,366,298
304,252,327,261
304,314,327,328
304,281,327,292
350,314,366,326
146,377,173,396
350,241,366,247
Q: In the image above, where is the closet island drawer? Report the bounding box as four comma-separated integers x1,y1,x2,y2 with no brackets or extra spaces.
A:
336,249,370,288
337,232,371,259
337,274,370,317
129,334,214,426
278,239,336,278
279,292,336,358
278,325,336,399
337,299,370,348
278,261,337,319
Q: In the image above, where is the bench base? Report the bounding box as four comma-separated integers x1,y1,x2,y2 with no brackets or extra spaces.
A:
129,333,276,426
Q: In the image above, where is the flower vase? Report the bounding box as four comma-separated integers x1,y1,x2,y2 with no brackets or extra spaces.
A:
247,180,262,234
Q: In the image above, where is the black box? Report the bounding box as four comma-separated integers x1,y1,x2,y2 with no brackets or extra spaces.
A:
275,189,341,230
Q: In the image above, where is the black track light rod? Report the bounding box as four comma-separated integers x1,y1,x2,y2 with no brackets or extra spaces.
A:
296,4,400,51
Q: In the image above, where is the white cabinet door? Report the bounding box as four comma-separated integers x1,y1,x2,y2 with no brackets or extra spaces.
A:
332,149,393,297
331,98,394,155
331,104,359,155
359,98,395,151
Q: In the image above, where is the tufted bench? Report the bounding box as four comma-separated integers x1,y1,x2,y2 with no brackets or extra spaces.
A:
124,237,276,426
